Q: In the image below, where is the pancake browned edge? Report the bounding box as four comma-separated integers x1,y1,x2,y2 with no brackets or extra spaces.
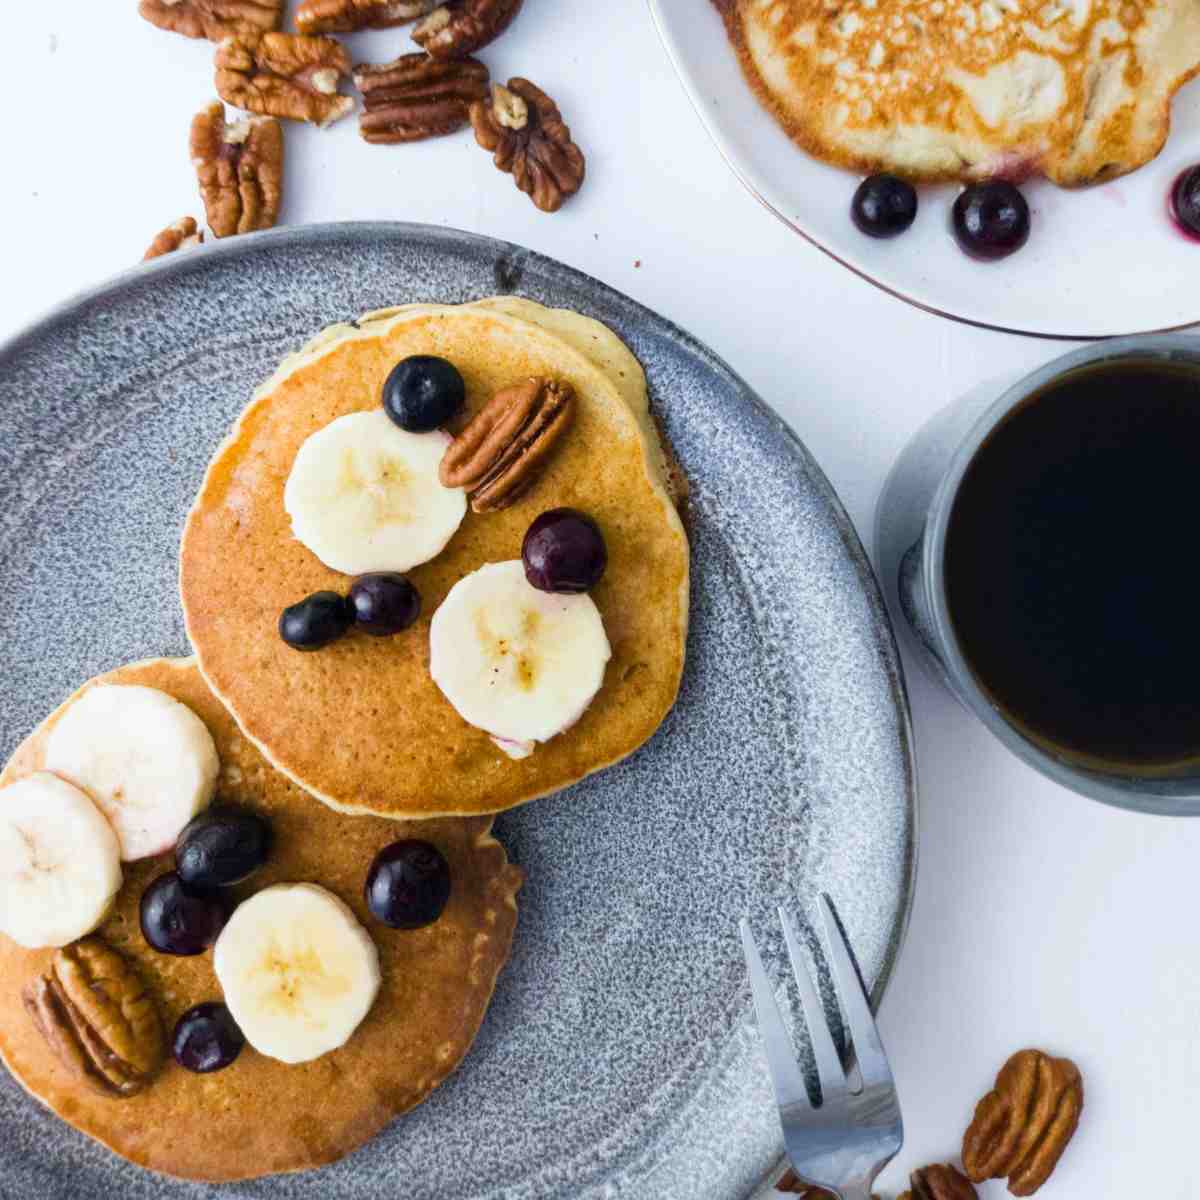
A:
180,301,690,821
0,658,522,1183
715,0,1200,184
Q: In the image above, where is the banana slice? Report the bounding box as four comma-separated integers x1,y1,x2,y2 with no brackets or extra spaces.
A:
284,410,467,575
429,560,611,750
43,685,219,862
213,883,381,1065
0,772,123,949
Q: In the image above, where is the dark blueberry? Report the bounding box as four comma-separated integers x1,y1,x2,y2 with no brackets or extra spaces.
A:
521,508,608,594
952,181,1031,260
140,872,228,956
348,573,421,636
1170,165,1200,239
365,840,451,930
382,355,465,433
176,806,271,889
172,1002,245,1073
851,174,918,238
279,591,352,651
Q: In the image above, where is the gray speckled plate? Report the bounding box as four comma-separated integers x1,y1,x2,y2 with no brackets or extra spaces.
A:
0,223,914,1200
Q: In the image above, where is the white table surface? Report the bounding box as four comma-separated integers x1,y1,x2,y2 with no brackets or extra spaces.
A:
6,4,1197,1198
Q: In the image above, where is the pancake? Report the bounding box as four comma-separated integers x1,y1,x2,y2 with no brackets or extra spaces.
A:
360,299,689,504
180,302,690,820
354,298,650,417
718,0,1200,183
0,658,521,1182
471,298,651,417
468,298,690,506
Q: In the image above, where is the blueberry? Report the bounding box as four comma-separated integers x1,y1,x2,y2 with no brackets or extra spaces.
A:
521,509,608,594
952,181,1031,260
172,1002,245,1073
365,840,451,930
383,356,465,433
279,591,352,651
1170,165,1200,239
140,872,228,956
851,174,918,238
348,573,421,636
176,806,271,889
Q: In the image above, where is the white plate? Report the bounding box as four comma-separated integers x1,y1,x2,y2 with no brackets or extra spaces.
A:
649,0,1200,338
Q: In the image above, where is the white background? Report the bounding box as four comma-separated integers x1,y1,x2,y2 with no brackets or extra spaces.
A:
5,4,1199,1198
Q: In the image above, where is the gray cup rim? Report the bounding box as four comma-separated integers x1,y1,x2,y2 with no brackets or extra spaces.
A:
923,332,1200,817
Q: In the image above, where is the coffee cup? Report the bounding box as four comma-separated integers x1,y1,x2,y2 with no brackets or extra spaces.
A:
875,335,1200,815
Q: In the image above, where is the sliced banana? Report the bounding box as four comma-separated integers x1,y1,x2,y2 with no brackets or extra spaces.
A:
43,684,219,862
213,883,381,1065
284,410,467,576
429,560,611,750
491,734,535,760
0,772,123,949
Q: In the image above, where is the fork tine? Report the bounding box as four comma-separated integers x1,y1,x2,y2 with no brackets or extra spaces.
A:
819,895,894,1090
778,906,847,1106
739,919,811,1113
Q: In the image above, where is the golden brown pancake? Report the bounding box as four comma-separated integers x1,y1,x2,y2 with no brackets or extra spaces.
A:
717,0,1200,184
180,303,690,820
0,657,521,1182
347,298,688,502
467,298,690,506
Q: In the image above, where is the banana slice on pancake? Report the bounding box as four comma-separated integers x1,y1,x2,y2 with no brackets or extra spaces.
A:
429,560,611,755
284,409,466,575
43,684,218,861
214,882,381,1065
0,772,123,949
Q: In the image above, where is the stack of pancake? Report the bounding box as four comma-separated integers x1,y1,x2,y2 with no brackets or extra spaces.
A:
0,299,689,1180
181,298,689,819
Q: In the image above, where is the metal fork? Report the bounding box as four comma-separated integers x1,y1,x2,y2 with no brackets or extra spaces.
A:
740,897,903,1200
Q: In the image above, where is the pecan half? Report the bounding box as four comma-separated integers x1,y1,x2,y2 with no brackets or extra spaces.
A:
776,1170,875,1198
412,0,523,60
962,1049,1083,1196
139,0,282,41
191,101,284,238
215,32,355,127
775,1170,832,1197
355,53,488,143
297,0,435,32
440,378,574,512
143,216,204,261
23,938,165,1098
900,1164,978,1200
470,79,585,213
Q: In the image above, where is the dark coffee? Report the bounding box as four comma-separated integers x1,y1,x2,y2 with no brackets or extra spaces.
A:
944,358,1200,771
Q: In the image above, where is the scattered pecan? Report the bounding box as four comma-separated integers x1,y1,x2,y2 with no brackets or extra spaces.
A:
191,101,284,238
138,0,282,41
470,79,585,213
143,216,204,261
355,53,488,143
899,1164,978,1200
962,1049,1083,1196
776,1169,876,1198
23,938,165,1099
297,0,435,32
775,1169,833,1196
412,0,523,60
215,32,355,127
440,378,574,512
